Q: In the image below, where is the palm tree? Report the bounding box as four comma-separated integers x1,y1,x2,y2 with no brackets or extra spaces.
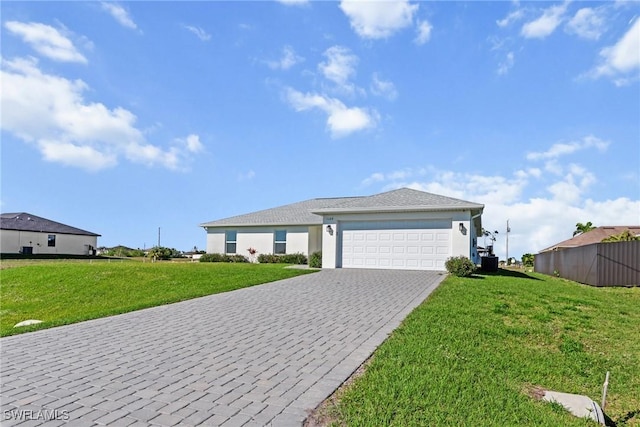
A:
573,221,596,236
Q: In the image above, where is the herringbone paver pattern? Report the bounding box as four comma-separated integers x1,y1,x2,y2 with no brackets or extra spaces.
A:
1,269,444,426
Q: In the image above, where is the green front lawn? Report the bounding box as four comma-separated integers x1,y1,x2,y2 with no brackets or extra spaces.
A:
331,270,640,426
0,261,315,337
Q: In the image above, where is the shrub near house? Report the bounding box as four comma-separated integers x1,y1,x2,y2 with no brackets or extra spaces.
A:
445,256,476,277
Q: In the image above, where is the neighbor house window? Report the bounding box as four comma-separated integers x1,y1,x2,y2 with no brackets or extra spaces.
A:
274,230,286,254
225,231,237,254
48,235,56,247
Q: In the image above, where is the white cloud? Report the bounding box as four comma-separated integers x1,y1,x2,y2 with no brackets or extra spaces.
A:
414,20,432,45
497,51,515,75
359,135,638,258
521,2,569,39
4,21,87,63
546,164,596,204
588,17,640,85
267,45,304,70
565,7,606,40
370,73,398,100
178,134,205,153
526,135,610,160
339,0,418,39
238,170,256,181
0,57,199,171
285,88,377,138
183,25,211,41
318,46,358,92
497,9,525,28
38,139,117,170
276,0,309,5
101,2,138,30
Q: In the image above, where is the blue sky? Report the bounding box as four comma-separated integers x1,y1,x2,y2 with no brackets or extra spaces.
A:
1,0,639,259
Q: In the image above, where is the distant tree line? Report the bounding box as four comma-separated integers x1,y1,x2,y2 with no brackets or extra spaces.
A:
102,245,204,259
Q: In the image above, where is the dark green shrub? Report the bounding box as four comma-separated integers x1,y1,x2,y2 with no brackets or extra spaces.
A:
309,251,322,268
257,253,280,264
199,253,248,263
445,256,476,277
257,253,307,264
199,253,225,262
280,253,307,264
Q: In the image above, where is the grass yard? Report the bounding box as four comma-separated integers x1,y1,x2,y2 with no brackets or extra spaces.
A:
325,270,640,427
0,260,315,337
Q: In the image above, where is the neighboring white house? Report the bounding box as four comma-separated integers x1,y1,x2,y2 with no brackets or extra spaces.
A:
0,213,100,256
200,188,484,271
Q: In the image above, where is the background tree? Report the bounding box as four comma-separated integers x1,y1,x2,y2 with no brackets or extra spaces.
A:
573,221,596,236
147,246,172,261
521,253,535,267
601,230,640,242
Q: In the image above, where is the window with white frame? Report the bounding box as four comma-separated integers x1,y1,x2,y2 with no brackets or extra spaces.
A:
274,230,286,254
225,231,237,254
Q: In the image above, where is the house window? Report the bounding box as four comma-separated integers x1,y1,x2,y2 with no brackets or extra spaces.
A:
225,231,237,254
48,235,56,247
274,230,286,254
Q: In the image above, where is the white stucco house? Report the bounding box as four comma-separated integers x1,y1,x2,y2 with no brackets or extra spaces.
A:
200,188,484,271
0,213,100,256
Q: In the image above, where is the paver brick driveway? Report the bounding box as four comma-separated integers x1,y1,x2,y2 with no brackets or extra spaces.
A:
1,269,445,426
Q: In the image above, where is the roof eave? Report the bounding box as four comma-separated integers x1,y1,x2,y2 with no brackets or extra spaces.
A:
312,204,484,215
201,222,322,228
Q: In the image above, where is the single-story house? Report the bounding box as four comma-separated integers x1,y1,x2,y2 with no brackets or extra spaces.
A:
0,213,100,256
539,226,640,252
200,188,484,271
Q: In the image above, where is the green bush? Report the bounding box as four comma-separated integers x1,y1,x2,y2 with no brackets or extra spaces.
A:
257,253,279,264
309,251,322,268
199,253,224,262
199,253,248,263
445,256,476,277
257,253,308,264
227,254,249,263
280,253,307,264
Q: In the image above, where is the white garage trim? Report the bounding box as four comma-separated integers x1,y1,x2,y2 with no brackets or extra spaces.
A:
340,220,452,271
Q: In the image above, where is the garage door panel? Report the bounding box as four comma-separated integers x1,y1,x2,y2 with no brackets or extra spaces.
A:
341,223,451,271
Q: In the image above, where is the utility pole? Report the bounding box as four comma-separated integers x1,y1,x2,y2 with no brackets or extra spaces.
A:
158,227,161,248
506,219,511,265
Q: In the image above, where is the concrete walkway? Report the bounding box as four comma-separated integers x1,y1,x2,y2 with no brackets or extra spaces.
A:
1,269,445,426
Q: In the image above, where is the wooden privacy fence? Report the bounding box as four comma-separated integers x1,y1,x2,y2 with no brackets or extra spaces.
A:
535,241,640,287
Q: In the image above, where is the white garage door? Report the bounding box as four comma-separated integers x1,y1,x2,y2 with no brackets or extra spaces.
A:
341,220,451,271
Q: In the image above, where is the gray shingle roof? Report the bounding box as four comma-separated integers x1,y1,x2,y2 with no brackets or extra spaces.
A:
0,213,101,236
200,197,362,227
313,188,484,214
201,188,483,228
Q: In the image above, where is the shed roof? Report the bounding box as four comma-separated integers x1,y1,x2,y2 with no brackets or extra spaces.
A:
539,226,640,252
0,213,101,236
201,188,484,228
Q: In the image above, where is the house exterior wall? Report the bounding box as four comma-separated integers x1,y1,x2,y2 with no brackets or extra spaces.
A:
320,210,477,269
308,226,322,255
0,230,98,255
204,226,312,257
